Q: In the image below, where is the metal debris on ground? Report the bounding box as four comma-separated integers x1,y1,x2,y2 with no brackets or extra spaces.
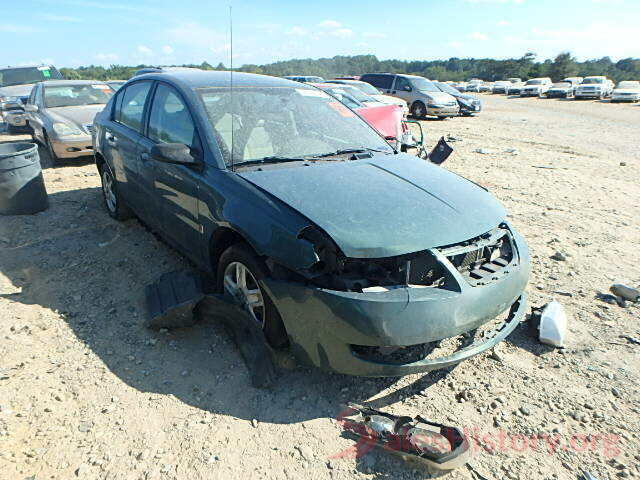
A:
196,294,278,388
144,271,204,330
427,137,453,165
581,470,601,480
610,284,639,303
340,403,472,472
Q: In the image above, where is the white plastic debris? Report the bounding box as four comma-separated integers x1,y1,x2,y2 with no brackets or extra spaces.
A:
539,300,567,347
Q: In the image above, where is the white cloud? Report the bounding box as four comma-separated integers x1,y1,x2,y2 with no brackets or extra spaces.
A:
318,20,341,28
0,24,40,33
95,53,118,61
165,22,226,47
363,32,388,39
137,45,153,55
40,14,81,22
329,28,354,39
447,41,464,48
465,0,523,3
285,26,308,36
356,42,369,48
211,43,231,53
468,32,489,40
497,20,510,26
161,45,174,55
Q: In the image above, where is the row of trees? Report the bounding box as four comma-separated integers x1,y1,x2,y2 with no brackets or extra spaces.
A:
60,53,640,83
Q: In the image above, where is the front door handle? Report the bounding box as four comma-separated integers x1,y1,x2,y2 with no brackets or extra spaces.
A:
106,133,117,145
140,152,150,162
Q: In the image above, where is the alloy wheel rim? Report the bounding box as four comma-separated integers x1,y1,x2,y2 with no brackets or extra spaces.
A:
102,170,117,213
223,261,265,328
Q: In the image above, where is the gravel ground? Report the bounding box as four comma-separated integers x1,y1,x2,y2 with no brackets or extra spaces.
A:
0,94,639,480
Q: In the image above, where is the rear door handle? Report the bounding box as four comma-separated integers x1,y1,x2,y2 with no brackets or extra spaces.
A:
106,133,117,144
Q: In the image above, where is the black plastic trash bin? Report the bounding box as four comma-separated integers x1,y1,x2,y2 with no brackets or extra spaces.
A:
0,142,49,215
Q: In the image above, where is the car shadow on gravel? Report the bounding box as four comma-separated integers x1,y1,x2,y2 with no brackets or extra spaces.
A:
0,186,454,431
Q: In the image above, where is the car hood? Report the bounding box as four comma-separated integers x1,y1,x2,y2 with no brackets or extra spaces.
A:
456,93,478,102
418,91,456,103
238,154,506,258
524,84,542,89
0,84,35,98
47,104,106,128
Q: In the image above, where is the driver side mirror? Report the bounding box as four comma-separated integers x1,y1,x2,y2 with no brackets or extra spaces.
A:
404,85,412,92
24,104,38,112
150,143,201,166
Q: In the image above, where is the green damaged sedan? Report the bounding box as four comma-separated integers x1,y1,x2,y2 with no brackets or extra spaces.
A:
93,71,530,377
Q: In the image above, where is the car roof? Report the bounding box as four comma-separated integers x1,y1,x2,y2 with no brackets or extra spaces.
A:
1,64,53,70
136,70,308,89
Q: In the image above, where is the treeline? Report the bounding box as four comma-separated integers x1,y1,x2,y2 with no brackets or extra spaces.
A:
60,52,640,83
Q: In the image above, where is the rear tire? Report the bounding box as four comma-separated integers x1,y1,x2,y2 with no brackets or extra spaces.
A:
100,162,132,221
217,243,289,349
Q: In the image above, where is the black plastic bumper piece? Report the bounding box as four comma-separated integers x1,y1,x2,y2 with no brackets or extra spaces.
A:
144,270,204,330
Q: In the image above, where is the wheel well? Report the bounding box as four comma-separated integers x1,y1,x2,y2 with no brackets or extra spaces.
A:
209,227,250,271
411,100,425,110
95,151,106,171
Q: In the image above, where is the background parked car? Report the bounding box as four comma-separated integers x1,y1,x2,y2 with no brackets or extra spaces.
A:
325,79,408,112
452,82,468,92
546,82,575,98
505,81,525,95
574,76,614,99
520,77,552,97
312,83,407,148
562,76,583,86
0,64,63,132
492,81,511,94
478,82,492,93
610,80,640,102
507,77,522,84
434,81,482,115
25,80,115,162
107,80,126,91
465,80,482,93
360,73,459,119
283,75,325,83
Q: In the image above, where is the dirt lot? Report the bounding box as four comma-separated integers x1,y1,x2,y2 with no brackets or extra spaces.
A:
1,95,639,480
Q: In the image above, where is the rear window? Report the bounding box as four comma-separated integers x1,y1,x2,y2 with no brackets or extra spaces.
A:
361,74,393,90
0,66,62,87
115,81,152,133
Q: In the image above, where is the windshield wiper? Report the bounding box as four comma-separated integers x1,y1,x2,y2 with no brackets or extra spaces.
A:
312,147,392,158
234,156,308,167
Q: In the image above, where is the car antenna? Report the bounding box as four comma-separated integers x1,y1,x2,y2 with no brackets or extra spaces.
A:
229,5,235,172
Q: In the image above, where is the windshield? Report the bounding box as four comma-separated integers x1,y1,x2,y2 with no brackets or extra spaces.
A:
552,82,570,87
0,66,62,87
198,86,393,166
345,81,380,96
435,82,459,95
408,77,440,92
617,81,639,88
338,85,377,103
582,78,605,84
525,79,543,85
317,86,363,109
44,84,114,108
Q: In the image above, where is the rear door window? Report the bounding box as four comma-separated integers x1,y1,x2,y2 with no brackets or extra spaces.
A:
365,74,393,89
393,76,411,91
116,81,152,133
147,84,196,147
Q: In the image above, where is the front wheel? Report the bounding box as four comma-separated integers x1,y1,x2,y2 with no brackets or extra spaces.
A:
100,162,132,220
217,244,288,348
411,101,426,119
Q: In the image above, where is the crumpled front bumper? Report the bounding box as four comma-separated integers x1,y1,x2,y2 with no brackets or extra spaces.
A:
263,230,530,376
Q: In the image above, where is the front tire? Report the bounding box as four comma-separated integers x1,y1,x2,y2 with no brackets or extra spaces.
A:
411,101,426,119
44,132,59,164
100,162,132,220
217,244,288,348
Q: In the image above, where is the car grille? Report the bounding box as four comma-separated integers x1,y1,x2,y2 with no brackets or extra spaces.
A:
438,225,517,287
83,124,95,135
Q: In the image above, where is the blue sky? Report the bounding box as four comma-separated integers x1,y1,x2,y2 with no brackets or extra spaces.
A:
1,0,637,68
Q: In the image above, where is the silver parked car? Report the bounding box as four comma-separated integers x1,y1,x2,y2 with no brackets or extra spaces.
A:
360,73,459,119
25,80,115,162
